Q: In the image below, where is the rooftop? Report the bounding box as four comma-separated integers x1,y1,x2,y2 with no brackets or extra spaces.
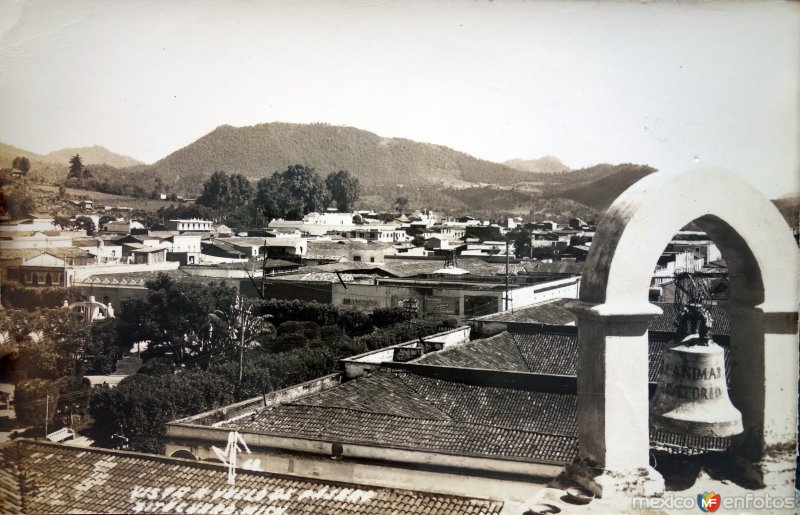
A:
471,300,731,337
218,368,579,464
0,441,503,514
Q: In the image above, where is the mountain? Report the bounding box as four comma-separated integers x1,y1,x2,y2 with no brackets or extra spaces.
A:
772,196,800,229
44,145,143,168
545,163,657,211
136,123,532,195
0,141,47,167
503,156,570,174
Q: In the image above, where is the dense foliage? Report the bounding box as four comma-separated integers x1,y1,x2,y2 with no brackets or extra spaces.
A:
12,156,30,174
255,164,329,220
0,178,38,218
325,170,361,212
86,273,453,453
0,308,89,382
196,170,255,223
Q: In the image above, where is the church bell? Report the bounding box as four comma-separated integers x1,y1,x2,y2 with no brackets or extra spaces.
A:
651,303,743,438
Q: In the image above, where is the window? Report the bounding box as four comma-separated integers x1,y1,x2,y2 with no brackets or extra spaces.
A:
370,257,375,263
353,256,362,262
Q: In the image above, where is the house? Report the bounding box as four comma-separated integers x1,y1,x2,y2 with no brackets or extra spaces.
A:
71,199,94,210
0,218,56,232
164,218,213,232
101,219,145,234
128,244,169,265
306,240,396,264
12,251,89,287
333,226,408,243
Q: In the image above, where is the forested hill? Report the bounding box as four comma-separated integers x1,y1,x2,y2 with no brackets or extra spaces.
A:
44,146,142,168
136,123,532,194
544,163,657,210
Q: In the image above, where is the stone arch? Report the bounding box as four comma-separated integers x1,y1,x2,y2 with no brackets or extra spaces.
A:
571,167,798,497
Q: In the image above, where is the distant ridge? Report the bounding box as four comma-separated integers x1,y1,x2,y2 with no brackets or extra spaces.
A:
545,163,657,211
135,122,533,194
44,145,143,168
503,156,570,174
0,141,47,166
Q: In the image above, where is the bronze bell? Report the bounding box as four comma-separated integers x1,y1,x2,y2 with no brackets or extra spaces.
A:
651,303,743,438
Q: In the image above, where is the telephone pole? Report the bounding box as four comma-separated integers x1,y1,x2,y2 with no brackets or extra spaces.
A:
504,238,510,312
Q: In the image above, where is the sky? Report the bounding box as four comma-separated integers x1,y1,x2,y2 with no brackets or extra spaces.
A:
0,0,797,198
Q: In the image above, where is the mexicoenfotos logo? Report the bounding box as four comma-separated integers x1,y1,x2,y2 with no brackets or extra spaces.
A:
697,491,721,512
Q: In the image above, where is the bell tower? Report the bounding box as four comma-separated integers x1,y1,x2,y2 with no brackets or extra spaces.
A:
567,167,799,499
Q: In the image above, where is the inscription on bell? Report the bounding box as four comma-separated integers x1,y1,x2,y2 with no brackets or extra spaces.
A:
662,383,723,400
672,366,722,381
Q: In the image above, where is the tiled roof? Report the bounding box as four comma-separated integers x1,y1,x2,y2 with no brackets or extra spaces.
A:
415,332,530,372
222,369,579,464
380,258,527,278
520,261,584,275
470,301,731,337
469,298,577,325
79,269,192,285
0,247,92,262
0,441,503,515
217,365,725,461
421,330,673,382
650,302,731,335
229,404,578,464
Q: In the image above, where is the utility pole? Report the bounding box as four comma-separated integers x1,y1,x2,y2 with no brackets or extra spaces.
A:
261,241,269,299
237,294,248,385
403,299,418,333
504,238,510,312
44,393,49,437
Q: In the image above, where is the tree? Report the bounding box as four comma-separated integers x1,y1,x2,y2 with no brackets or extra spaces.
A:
12,156,31,175
255,165,328,220
325,170,361,212
395,196,409,214
68,154,84,180
197,171,255,224
509,228,534,259
89,369,234,453
0,308,89,381
2,180,37,219
73,215,96,236
197,171,232,211
117,274,242,362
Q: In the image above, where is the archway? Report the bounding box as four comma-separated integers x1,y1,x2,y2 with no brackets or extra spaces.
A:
569,167,798,498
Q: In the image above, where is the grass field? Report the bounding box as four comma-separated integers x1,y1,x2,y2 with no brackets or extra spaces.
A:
31,184,177,216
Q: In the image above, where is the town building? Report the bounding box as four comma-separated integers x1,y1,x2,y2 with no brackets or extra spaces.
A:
165,219,213,232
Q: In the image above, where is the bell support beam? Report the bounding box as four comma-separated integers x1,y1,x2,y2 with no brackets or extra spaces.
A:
567,300,665,498
728,302,799,491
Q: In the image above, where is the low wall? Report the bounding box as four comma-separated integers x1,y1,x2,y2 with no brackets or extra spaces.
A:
164,427,558,502
340,326,470,379
172,374,342,427
73,261,179,281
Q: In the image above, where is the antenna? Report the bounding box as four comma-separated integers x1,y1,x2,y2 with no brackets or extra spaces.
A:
212,431,251,485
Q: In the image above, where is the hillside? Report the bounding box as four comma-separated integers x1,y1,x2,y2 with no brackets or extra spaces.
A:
44,145,143,168
772,196,800,229
544,163,657,211
503,156,570,174
134,123,532,195
0,141,47,166
2,127,660,220
0,141,67,183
